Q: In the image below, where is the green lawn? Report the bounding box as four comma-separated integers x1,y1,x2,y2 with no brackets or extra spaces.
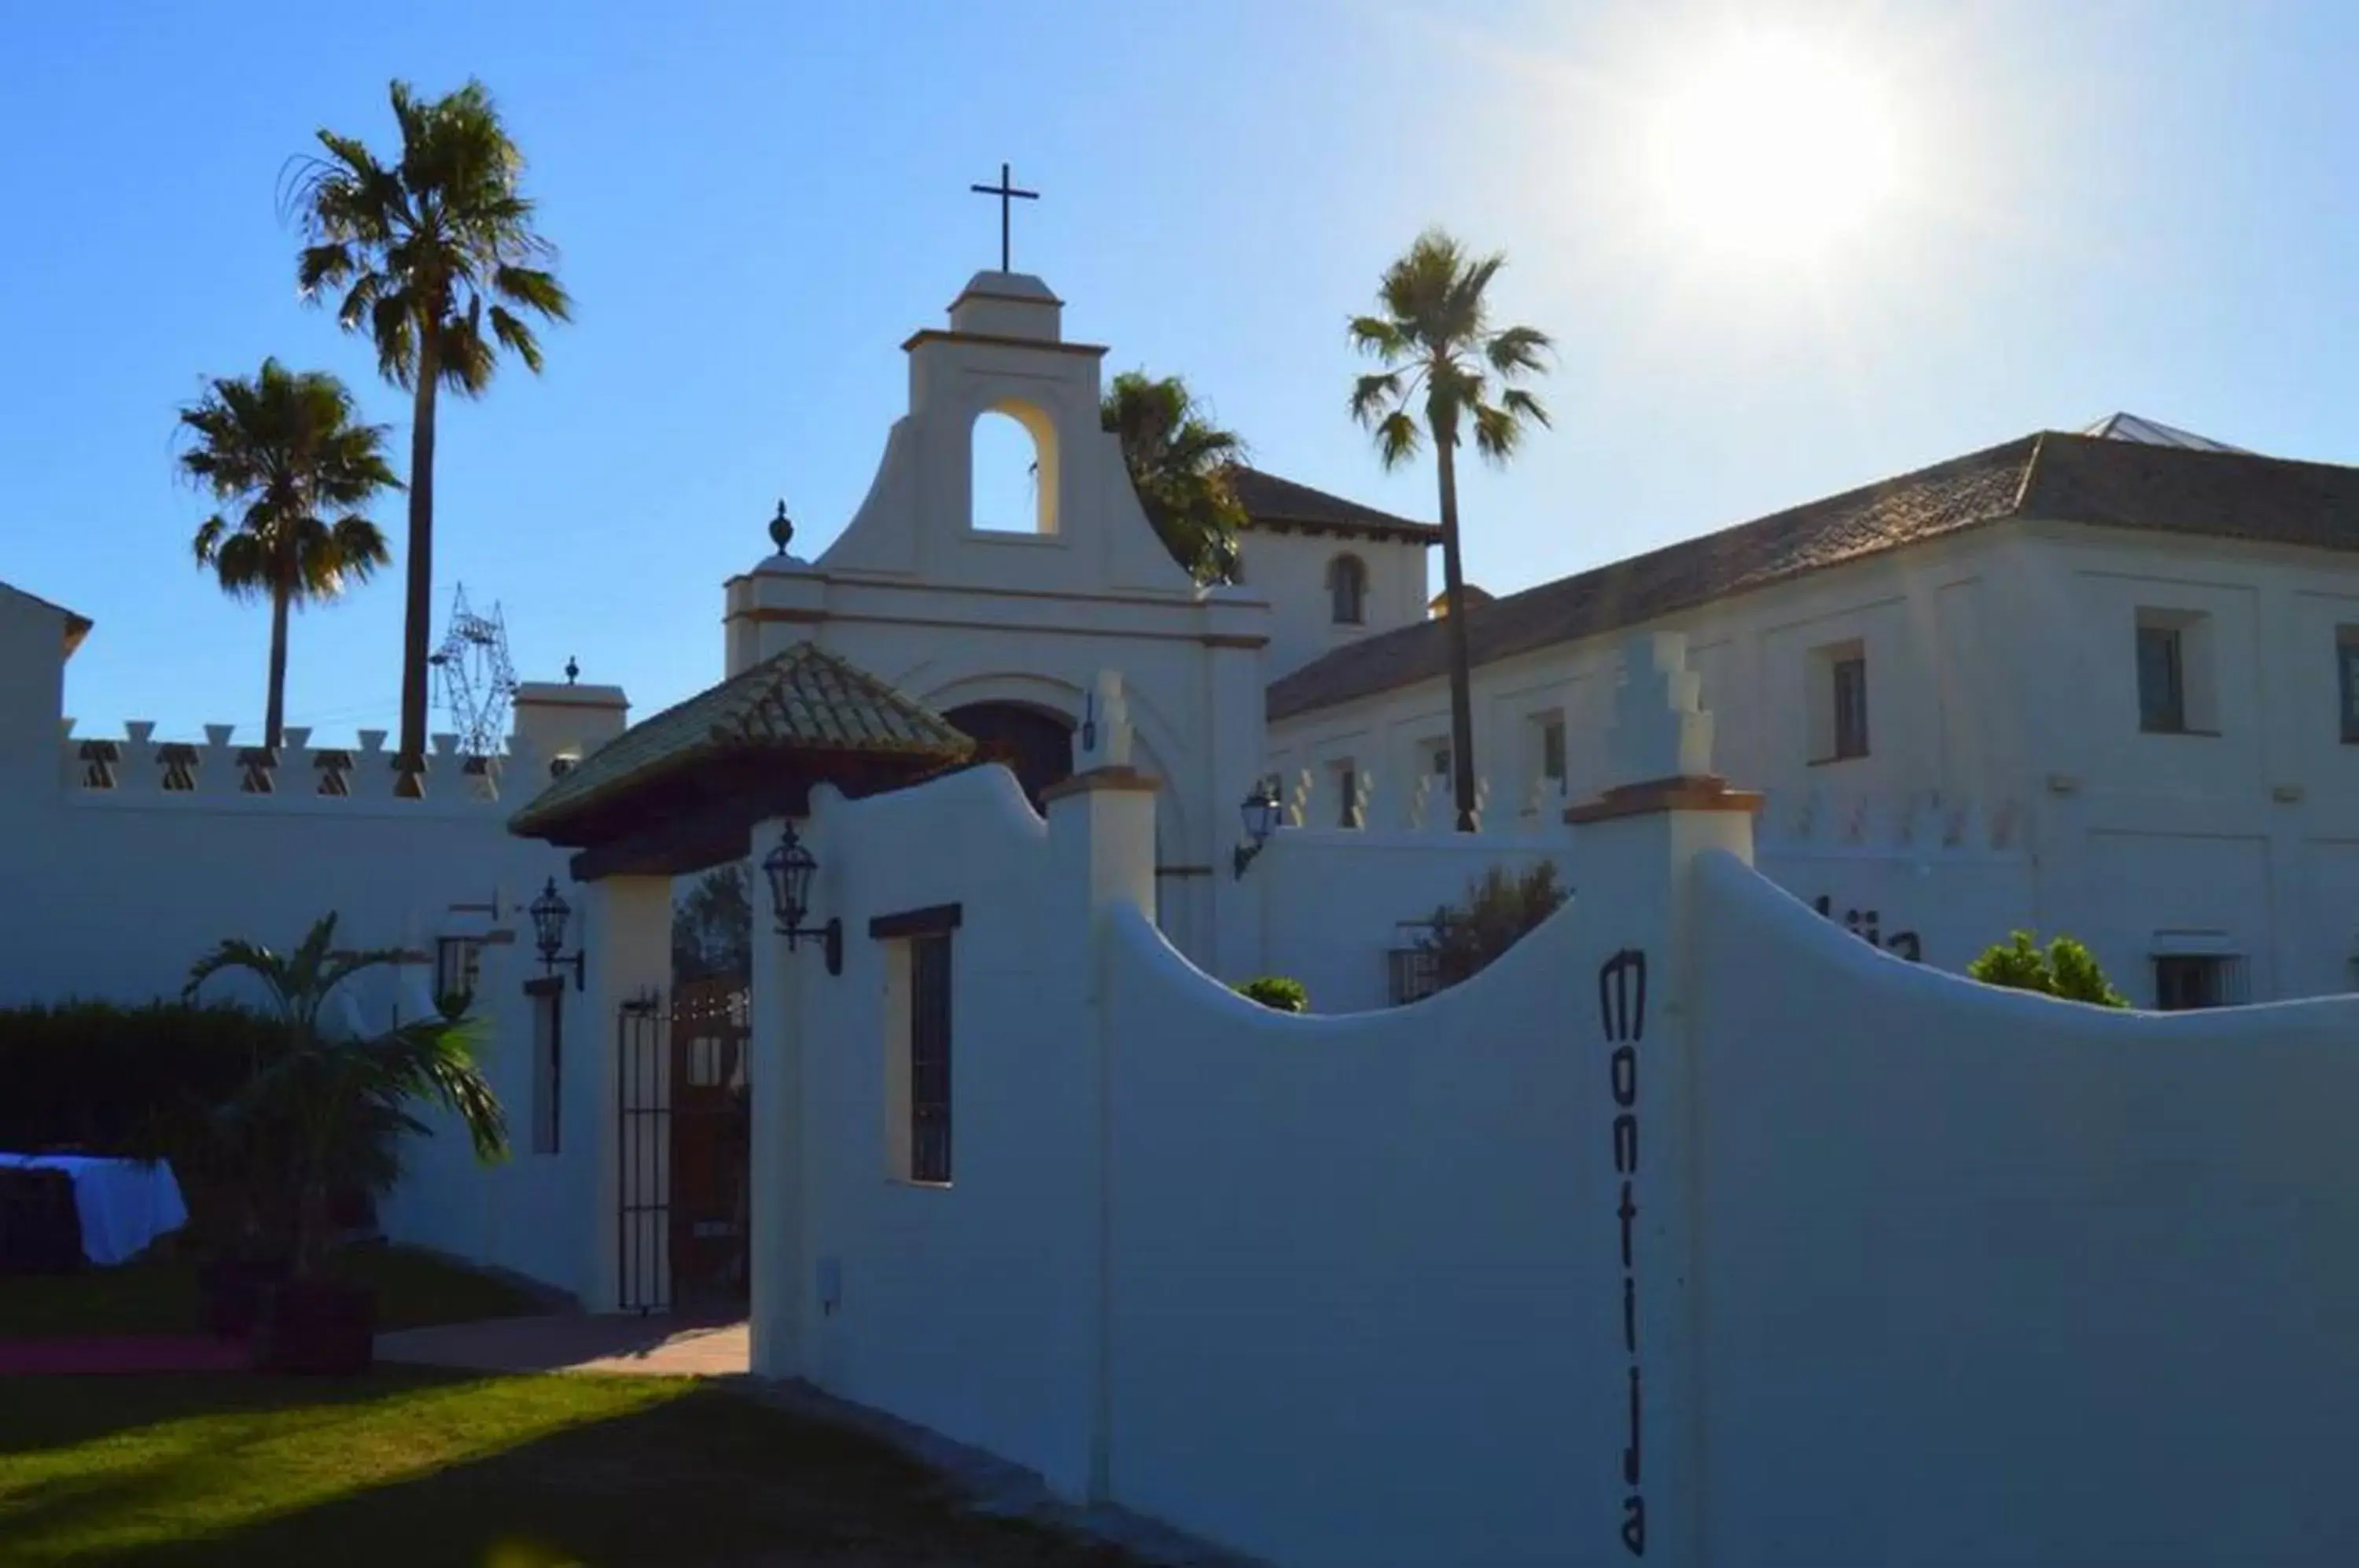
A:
0,1370,1139,1566
0,1246,547,1339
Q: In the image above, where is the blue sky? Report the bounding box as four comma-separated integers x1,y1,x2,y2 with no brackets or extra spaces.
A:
6,0,2357,744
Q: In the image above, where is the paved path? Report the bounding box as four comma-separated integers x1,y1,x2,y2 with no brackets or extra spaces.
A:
377,1309,749,1376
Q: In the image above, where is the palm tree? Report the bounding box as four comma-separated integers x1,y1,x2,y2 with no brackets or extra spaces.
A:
1101,370,1249,584
178,359,398,749
285,79,572,782
185,911,506,1276
1350,228,1552,833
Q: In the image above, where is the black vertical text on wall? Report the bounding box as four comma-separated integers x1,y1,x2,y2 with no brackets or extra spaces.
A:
1600,948,1648,1557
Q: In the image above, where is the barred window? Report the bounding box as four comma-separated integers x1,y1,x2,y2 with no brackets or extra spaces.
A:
908,933,953,1184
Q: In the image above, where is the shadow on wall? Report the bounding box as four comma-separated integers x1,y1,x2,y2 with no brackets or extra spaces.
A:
1688,848,2359,1568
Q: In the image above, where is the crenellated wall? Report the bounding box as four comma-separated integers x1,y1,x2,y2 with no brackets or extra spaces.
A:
0,675,622,1010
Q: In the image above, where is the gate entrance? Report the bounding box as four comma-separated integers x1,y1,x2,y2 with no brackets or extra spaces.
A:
615,975,753,1315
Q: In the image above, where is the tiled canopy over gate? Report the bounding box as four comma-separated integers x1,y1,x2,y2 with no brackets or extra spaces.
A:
509,642,973,870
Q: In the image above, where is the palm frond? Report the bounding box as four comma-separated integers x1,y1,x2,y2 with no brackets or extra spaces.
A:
1485,324,1553,379
491,264,571,322
1499,385,1551,429
1350,371,1404,428
485,305,543,373
1348,315,1410,362
1375,409,1422,469
184,937,292,1008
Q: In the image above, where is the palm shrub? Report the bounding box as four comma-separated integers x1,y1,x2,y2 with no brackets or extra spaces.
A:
185,911,508,1275
1967,931,2131,1007
1418,861,1569,990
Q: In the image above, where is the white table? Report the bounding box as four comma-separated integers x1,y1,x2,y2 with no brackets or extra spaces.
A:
0,1153,189,1266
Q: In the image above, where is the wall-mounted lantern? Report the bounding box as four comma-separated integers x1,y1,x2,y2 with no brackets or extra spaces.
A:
528,877,587,991
762,821,843,976
1232,775,1284,879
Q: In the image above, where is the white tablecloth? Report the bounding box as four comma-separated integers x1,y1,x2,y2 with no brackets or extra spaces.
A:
0,1153,189,1265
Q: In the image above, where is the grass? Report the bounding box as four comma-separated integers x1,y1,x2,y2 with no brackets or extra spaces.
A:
0,1245,547,1339
0,1369,1142,1566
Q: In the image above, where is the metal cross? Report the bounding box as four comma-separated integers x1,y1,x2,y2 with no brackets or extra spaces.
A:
969,161,1039,272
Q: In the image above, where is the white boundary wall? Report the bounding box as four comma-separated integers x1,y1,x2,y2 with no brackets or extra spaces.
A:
753,637,2359,1567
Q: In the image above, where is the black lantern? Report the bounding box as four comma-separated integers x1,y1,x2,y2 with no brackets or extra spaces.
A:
1232,775,1284,879
528,877,586,991
761,821,842,976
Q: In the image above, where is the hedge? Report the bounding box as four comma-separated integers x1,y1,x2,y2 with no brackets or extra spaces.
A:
0,1001,290,1242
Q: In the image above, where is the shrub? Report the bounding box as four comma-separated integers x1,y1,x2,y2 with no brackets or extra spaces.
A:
1419,861,1570,990
1967,931,2130,1007
1234,975,1309,1012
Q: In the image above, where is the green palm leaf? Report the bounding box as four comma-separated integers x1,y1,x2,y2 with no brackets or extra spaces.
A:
1100,370,1251,585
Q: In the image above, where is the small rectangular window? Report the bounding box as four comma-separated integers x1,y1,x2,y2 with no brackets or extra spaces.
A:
2138,624,2188,733
1334,762,1361,828
1541,718,1567,782
434,937,484,1009
2153,953,2247,1010
908,933,953,1185
1832,655,1870,760
2338,632,2359,744
527,981,563,1155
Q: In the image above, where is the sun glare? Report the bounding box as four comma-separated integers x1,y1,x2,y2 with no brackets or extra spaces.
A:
1643,27,1902,266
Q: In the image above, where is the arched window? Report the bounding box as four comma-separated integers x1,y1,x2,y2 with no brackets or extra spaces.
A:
1327,554,1368,625
970,403,1060,534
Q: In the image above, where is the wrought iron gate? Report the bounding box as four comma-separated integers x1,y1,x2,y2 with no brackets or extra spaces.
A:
669,976,752,1303
616,989,668,1313
614,977,752,1316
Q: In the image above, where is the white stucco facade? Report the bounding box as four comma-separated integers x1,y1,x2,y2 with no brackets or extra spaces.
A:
734,635,2359,1567
1266,518,2359,1010
718,271,1270,973
1232,521,1430,680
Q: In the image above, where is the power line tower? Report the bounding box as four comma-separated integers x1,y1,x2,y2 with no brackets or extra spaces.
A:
427,584,521,756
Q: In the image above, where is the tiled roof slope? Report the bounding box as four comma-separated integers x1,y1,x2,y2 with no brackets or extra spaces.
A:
510,642,973,836
1268,431,2359,722
1227,466,1441,542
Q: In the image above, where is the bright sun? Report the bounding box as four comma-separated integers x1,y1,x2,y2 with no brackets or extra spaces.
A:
1643,27,1902,265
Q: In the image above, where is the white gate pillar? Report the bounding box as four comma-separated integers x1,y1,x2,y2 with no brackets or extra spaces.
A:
1565,632,1759,1567
582,872,674,1313
746,815,811,1379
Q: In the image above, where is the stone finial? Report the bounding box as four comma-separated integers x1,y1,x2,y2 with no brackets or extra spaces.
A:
768,500,794,554
1604,632,1714,790
1073,669,1133,772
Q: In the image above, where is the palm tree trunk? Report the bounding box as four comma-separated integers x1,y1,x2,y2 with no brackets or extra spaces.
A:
264,585,293,751
398,331,439,795
1435,436,1479,833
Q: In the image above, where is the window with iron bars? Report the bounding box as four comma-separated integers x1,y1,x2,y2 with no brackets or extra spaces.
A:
1386,919,1444,1005
908,932,954,1184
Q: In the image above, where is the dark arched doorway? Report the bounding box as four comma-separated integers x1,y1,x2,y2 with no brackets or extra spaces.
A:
944,701,1076,811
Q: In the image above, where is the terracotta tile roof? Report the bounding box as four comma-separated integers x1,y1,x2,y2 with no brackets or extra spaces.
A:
1227,466,1441,543
1268,430,2359,722
510,642,973,837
